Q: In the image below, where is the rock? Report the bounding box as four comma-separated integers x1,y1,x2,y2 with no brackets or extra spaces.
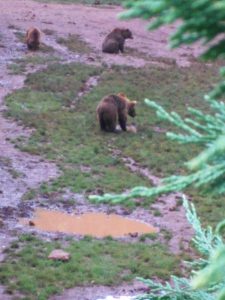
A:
96,188,104,195
48,249,70,261
0,218,4,227
128,232,138,238
87,56,95,62
127,125,137,133
122,208,131,216
28,220,35,226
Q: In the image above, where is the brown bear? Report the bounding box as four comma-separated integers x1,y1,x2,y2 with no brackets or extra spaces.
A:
102,28,133,54
25,27,41,50
96,93,137,132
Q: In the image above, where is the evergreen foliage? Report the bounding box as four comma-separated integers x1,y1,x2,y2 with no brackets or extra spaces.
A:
133,197,225,300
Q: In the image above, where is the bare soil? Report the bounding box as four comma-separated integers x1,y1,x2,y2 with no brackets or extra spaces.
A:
0,1,199,299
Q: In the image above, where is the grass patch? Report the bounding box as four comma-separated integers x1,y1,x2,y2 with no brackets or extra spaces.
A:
125,47,177,66
5,62,151,199
7,63,26,75
186,189,225,228
8,55,60,75
42,29,56,36
40,43,55,54
57,34,92,54
0,234,180,299
22,189,37,201
14,31,24,43
0,156,23,178
74,63,216,179
139,232,158,242
5,60,224,224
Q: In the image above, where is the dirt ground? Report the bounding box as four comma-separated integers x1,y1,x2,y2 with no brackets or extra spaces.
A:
0,0,200,299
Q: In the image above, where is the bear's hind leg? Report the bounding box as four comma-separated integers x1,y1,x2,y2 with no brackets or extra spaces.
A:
118,115,127,131
99,116,106,131
105,120,116,132
119,42,124,53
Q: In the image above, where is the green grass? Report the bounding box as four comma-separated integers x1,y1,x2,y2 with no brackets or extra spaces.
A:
5,60,224,224
5,63,151,199
0,234,180,300
186,189,225,228
8,62,26,75
8,56,59,75
81,63,215,179
57,34,92,54
139,232,158,242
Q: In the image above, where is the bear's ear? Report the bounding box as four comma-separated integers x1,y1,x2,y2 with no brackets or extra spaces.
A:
113,28,121,33
117,93,130,101
118,92,127,98
126,29,133,39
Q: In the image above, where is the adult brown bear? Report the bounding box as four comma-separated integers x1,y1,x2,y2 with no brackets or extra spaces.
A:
25,27,41,50
96,93,137,132
102,28,133,54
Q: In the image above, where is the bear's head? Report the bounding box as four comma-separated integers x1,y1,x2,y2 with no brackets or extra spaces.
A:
127,101,137,117
121,28,133,39
118,93,137,117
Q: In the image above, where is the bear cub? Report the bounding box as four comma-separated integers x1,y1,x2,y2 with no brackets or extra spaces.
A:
102,28,133,54
96,93,137,132
25,27,41,50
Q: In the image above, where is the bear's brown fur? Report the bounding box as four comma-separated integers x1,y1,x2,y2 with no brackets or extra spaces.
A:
102,28,133,54
25,27,41,50
96,93,137,132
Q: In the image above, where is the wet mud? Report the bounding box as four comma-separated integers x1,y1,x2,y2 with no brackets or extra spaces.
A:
22,209,157,237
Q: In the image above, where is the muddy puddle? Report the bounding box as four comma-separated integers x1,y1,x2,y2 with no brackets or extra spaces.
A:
21,209,157,238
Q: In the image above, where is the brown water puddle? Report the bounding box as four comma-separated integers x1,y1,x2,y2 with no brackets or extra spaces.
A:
21,209,157,238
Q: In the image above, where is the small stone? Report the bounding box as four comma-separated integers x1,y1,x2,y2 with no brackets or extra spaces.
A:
28,220,35,226
169,206,177,211
122,208,131,215
129,232,138,238
96,188,104,195
127,125,137,133
87,56,95,62
48,249,70,261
